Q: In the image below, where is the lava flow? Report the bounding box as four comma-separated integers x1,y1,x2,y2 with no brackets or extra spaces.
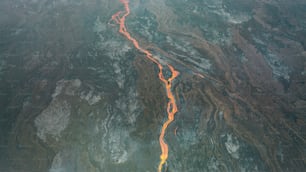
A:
111,0,179,171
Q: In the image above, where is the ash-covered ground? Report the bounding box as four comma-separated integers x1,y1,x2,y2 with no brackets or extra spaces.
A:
0,0,305,171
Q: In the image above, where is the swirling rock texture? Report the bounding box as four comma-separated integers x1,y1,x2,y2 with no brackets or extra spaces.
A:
0,0,305,171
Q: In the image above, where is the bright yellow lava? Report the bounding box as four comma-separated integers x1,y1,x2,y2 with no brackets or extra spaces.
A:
111,0,179,171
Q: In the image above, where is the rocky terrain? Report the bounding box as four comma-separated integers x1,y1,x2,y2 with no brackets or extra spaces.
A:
0,0,305,171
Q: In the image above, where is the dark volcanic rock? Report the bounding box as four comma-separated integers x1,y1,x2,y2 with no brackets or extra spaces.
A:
0,0,305,172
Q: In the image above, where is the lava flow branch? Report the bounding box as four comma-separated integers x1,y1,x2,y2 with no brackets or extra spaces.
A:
110,0,179,171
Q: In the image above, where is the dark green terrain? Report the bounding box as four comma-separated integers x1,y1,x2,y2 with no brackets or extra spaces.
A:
0,0,305,171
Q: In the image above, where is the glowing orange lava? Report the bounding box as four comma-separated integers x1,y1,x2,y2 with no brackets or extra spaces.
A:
111,0,179,171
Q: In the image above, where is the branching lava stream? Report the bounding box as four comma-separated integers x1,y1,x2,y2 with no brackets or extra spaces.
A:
111,0,179,171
